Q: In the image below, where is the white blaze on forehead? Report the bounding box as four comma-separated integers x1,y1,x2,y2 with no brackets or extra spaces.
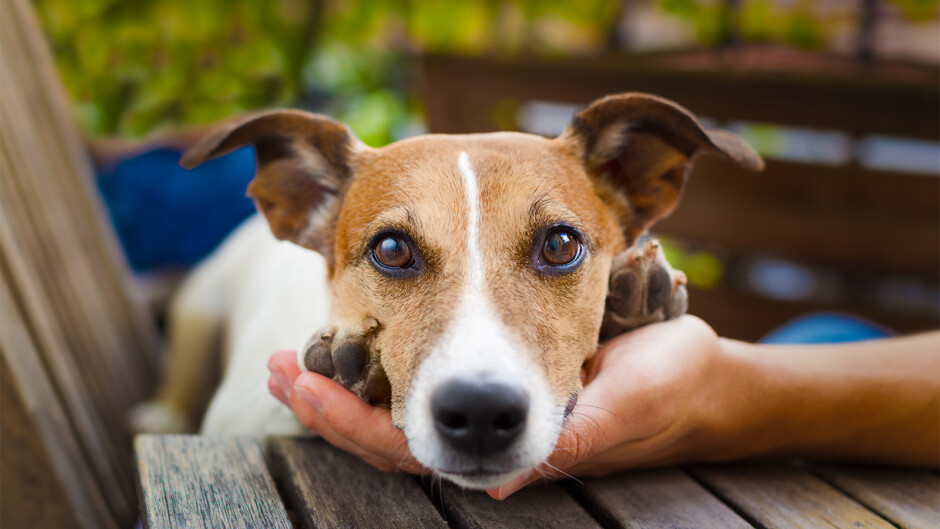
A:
457,151,484,291
452,151,502,350
403,151,562,486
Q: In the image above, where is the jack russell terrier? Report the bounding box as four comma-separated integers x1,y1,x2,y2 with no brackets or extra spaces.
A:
131,93,762,489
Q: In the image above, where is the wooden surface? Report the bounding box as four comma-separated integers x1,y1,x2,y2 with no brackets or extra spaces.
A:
813,464,940,529
268,437,446,529
689,463,898,529
0,0,160,527
568,468,751,528
435,481,601,529
137,435,940,529
136,436,293,529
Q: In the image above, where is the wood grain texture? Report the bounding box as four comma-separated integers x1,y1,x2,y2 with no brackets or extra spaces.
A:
566,468,753,529
432,481,601,529
1,361,78,529
135,435,292,529
1,0,160,526
267,437,446,529
813,464,940,529
688,462,896,529
1,236,120,529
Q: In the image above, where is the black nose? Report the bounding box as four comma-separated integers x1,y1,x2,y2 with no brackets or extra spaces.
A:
431,380,529,456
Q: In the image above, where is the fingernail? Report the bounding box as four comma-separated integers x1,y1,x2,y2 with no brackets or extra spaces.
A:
494,470,533,500
295,385,324,414
268,364,292,398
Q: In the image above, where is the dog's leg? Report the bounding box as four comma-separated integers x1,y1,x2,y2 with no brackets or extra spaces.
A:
600,238,688,341
129,267,225,433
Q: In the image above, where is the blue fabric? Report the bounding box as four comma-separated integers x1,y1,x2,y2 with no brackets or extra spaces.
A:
96,147,257,272
760,313,893,345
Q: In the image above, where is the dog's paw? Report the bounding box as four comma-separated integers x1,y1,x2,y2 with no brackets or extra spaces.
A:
128,401,192,433
300,318,392,407
600,238,688,340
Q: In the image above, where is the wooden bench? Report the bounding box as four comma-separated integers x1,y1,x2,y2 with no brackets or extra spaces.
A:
136,434,939,528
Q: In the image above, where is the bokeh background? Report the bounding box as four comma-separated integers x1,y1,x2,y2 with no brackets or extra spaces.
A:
34,0,940,341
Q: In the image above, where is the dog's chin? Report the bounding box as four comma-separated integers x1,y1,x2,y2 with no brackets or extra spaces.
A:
439,468,529,490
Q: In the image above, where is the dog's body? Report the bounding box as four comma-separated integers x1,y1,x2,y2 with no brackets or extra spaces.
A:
132,215,323,435
132,94,762,489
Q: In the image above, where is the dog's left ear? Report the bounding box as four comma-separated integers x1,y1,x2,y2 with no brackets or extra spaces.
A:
560,93,763,241
180,110,368,261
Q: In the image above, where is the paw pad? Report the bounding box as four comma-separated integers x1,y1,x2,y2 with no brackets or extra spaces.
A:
600,238,688,340
300,317,391,407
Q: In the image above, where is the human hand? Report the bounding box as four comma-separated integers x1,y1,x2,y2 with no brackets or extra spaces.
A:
267,350,427,475
268,315,737,497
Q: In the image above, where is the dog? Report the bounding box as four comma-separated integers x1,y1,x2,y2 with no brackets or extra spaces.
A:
131,93,762,490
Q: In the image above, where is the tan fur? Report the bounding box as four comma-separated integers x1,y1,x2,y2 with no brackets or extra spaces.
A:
325,133,627,423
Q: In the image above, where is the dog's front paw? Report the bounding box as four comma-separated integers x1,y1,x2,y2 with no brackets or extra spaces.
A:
600,238,688,340
300,318,392,407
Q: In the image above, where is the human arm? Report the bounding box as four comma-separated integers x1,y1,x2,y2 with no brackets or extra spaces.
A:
266,316,940,500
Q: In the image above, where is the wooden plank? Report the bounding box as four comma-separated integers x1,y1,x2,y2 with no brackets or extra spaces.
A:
0,1,162,525
135,435,292,529
0,203,135,522
813,464,940,529
688,462,897,529
0,76,133,452
566,468,753,528
1,357,88,528
267,437,446,529
0,261,120,529
8,0,161,368
1,0,154,413
433,481,602,529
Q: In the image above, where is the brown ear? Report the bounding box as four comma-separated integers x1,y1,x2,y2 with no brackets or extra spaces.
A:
560,93,763,241
181,110,366,259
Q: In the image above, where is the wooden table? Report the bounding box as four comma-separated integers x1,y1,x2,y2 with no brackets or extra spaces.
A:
135,435,939,529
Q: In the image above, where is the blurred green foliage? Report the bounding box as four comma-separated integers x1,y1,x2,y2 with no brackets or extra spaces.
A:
36,0,618,143
37,0,318,137
36,0,938,143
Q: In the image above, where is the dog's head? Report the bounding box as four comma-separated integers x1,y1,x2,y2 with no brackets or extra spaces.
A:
183,93,761,488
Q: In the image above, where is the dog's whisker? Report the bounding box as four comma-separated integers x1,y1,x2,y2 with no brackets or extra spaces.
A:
541,461,582,485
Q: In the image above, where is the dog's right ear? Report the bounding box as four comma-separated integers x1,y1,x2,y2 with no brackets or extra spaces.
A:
560,93,763,243
181,110,367,260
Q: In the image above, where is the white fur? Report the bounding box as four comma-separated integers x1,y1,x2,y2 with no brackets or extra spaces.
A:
404,152,562,489
173,216,329,436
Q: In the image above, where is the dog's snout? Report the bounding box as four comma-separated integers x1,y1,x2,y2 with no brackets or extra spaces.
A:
431,380,529,456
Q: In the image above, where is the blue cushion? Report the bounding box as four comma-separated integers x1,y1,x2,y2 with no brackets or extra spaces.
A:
96,147,257,272
760,313,893,344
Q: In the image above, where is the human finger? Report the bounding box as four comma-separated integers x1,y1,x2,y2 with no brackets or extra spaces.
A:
292,371,426,474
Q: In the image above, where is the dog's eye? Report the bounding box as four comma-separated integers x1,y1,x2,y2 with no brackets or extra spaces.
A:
542,228,581,266
373,235,413,269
